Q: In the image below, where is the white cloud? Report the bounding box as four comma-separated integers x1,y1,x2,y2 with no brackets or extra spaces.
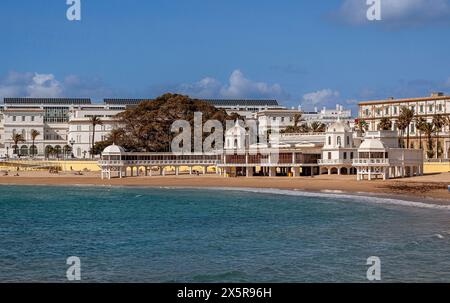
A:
333,0,450,26
26,73,63,97
177,69,289,100
302,89,340,107
0,71,115,100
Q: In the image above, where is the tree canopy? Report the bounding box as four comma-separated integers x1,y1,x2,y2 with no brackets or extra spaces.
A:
96,93,239,153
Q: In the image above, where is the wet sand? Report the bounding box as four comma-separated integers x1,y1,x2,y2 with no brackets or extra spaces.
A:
0,171,449,204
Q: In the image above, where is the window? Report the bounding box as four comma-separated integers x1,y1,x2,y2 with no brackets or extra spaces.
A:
411,106,415,112
328,136,331,145
337,136,342,146
394,107,397,115
365,109,369,116
420,105,424,113
22,116,25,122
350,152,354,159
343,152,347,160
438,104,443,112
429,105,433,112
410,124,415,133
281,117,285,123
346,136,350,146
31,116,35,122
385,107,389,115
12,116,16,122
77,125,82,131
328,152,331,160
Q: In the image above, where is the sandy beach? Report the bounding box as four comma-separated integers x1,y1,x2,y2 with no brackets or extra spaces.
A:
0,171,449,204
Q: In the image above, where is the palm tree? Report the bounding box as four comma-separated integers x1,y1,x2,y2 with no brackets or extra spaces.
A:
398,106,415,148
11,133,25,156
379,117,392,131
89,115,103,159
108,128,125,144
293,113,303,128
415,117,426,150
355,118,368,133
422,122,435,159
30,129,40,158
310,121,326,133
432,114,446,159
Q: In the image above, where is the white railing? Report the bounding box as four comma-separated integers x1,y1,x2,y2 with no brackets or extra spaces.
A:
280,132,326,137
352,158,390,165
98,160,219,166
318,159,353,165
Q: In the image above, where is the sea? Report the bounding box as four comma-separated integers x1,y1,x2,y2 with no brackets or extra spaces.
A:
0,185,449,282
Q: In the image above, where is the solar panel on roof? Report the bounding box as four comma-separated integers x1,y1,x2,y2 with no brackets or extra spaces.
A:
4,98,91,105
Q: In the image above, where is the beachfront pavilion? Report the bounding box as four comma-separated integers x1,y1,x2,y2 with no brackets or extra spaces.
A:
353,137,424,181
98,144,321,179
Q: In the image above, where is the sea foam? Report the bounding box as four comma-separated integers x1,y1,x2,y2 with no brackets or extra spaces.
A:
203,187,450,211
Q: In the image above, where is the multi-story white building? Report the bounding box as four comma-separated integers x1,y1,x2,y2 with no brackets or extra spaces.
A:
0,98,92,158
68,106,123,159
256,104,353,136
359,92,450,158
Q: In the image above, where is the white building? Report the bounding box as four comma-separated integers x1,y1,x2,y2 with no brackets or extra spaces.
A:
68,107,123,158
318,119,358,175
358,92,450,158
256,104,353,136
317,120,424,180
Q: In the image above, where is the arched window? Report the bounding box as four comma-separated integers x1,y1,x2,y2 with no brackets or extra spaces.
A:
21,129,26,139
346,136,350,146
328,136,331,145
337,136,342,146
234,139,238,148
20,145,28,156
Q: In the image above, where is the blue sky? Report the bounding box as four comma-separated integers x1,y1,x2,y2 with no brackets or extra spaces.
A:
1,0,450,112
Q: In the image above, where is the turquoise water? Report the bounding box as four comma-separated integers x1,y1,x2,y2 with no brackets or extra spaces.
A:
0,185,450,282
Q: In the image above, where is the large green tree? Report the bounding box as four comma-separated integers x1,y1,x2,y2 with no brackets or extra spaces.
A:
114,93,238,152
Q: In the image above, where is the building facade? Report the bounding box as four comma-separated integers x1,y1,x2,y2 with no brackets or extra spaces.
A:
358,93,450,158
0,98,285,159
256,104,353,136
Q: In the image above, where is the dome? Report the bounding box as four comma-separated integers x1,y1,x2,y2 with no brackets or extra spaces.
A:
327,120,351,133
226,120,246,136
102,144,125,154
358,138,387,151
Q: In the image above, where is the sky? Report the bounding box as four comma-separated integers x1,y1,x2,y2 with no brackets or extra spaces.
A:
1,0,450,113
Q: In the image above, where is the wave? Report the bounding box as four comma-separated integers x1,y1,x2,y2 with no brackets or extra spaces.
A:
203,187,450,211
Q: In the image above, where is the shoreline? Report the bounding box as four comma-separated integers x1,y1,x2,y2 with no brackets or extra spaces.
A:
0,172,448,206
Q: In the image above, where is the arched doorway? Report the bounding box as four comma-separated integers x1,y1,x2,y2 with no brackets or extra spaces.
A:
29,145,38,157
54,145,62,159
45,145,53,159
20,145,28,157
